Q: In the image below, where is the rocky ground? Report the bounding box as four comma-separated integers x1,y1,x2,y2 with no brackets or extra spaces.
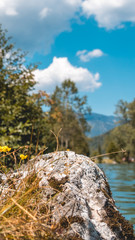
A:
0,151,134,240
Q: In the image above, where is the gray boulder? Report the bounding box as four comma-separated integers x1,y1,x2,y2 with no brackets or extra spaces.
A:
0,151,134,240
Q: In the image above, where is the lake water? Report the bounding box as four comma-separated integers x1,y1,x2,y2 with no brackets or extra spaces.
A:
99,163,135,233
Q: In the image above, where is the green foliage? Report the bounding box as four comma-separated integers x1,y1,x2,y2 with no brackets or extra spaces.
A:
91,98,135,162
106,141,119,160
0,25,34,146
97,144,102,162
105,98,135,162
0,25,54,164
0,25,92,167
49,79,91,155
128,99,135,127
115,99,129,124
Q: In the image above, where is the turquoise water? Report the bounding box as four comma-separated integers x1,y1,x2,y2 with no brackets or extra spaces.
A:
99,163,135,232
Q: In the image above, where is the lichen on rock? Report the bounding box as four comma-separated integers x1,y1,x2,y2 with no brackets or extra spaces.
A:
0,151,134,240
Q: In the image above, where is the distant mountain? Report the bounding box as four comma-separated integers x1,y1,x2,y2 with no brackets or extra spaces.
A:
86,113,118,137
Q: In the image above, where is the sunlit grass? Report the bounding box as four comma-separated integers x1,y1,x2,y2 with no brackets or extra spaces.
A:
0,145,82,240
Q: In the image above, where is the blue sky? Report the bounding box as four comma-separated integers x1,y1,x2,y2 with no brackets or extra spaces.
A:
0,0,135,115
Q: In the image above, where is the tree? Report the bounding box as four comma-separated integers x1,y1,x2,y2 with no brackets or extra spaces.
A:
49,79,91,155
128,99,135,127
97,144,102,163
115,99,129,124
104,98,135,162
0,25,52,155
0,25,34,143
106,141,119,160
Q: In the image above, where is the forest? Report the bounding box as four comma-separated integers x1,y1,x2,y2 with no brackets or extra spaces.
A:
0,24,135,167
90,99,135,163
0,25,91,168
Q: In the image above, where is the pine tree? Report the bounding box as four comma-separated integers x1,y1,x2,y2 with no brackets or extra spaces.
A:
49,79,91,155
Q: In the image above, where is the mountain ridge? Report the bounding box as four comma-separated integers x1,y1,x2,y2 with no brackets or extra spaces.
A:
86,112,118,137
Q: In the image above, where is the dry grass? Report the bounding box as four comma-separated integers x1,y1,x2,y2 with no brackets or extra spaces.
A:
0,150,83,240
0,143,130,240
0,169,65,239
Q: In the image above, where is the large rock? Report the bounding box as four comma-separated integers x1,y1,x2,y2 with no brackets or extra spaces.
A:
0,151,134,240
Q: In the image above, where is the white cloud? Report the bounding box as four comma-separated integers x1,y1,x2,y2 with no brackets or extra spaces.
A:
34,57,101,92
39,7,51,19
81,0,135,29
65,0,82,6
76,49,104,62
6,8,18,16
0,0,81,54
0,0,135,55
0,0,18,16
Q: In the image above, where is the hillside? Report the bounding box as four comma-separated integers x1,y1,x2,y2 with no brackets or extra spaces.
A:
86,113,118,137
89,131,111,154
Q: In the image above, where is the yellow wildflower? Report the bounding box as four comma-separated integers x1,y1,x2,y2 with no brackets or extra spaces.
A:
20,154,28,160
66,149,70,151
0,146,11,152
